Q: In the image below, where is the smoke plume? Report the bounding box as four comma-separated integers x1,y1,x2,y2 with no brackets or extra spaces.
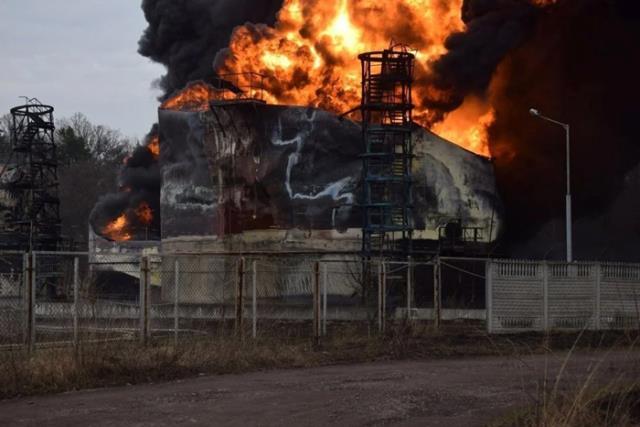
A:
138,0,283,98
91,0,283,239
94,0,640,260
486,0,640,259
90,126,161,240
422,0,539,122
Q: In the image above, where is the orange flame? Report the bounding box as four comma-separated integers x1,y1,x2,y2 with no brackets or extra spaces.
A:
220,0,463,112
102,214,132,241
432,97,495,157
147,135,160,159
135,201,153,225
161,81,218,112
101,201,154,241
215,0,493,154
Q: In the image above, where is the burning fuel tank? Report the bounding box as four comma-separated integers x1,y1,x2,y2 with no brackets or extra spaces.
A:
158,100,503,255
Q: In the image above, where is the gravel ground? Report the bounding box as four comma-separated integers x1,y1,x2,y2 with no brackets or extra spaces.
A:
1,351,639,426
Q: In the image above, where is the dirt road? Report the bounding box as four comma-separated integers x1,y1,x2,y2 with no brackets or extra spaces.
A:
2,351,639,426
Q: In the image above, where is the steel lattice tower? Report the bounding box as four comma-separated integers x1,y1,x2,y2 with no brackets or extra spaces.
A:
1,100,61,250
359,47,415,257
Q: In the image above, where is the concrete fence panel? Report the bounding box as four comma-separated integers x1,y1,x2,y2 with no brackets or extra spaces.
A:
488,260,640,333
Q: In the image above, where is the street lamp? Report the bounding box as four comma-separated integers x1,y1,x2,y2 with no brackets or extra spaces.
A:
529,108,572,262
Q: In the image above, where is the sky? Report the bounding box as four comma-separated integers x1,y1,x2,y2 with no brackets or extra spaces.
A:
0,0,165,141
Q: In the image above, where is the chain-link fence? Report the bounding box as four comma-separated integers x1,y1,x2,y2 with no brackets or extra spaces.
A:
0,251,25,347
1,252,485,349
149,255,238,342
6,251,640,350
437,257,487,324
26,252,143,349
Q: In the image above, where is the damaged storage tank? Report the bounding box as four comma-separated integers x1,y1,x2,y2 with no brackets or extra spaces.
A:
89,78,503,305
157,86,503,255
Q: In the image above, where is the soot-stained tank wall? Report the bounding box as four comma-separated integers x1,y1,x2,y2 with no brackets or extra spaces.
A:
158,109,217,239
159,103,362,239
158,102,503,243
412,129,503,240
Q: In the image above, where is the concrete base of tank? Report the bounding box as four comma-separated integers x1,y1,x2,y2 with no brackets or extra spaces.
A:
159,229,365,310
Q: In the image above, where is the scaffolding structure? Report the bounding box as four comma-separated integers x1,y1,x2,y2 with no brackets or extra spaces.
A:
359,47,415,257
0,99,61,250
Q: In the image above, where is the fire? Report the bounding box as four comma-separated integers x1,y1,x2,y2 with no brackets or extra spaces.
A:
322,0,364,55
135,201,153,225
102,214,132,242
219,0,465,114
215,0,495,154
161,81,219,111
101,201,154,241
432,97,495,157
147,135,159,159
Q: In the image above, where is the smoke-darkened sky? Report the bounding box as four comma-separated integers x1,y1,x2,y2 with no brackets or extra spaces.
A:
0,0,163,140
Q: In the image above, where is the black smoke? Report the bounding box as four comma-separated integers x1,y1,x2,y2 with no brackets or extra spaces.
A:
90,126,161,239
421,0,539,122
94,0,640,260
421,0,640,260
138,0,283,99
486,0,640,260
91,0,283,239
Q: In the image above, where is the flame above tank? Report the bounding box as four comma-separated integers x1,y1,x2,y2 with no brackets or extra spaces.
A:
215,0,493,155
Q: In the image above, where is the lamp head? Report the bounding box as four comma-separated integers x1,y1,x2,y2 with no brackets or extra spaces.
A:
529,108,540,116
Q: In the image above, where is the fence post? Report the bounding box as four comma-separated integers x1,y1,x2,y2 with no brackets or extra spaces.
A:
378,260,383,333
73,257,79,355
313,261,320,342
382,262,386,332
433,257,441,329
485,260,492,333
542,261,549,332
139,256,149,344
406,255,412,320
594,263,601,330
29,252,36,352
174,259,180,346
23,253,32,351
235,257,245,337
377,260,387,333
322,262,328,337
252,259,257,339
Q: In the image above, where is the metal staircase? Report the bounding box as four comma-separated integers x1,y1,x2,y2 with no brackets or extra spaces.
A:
359,47,415,257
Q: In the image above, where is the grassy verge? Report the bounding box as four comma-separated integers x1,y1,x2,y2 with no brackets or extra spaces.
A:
491,331,640,426
1,323,639,400
493,383,640,426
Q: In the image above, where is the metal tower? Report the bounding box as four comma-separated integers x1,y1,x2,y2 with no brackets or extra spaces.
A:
359,47,415,257
0,99,61,250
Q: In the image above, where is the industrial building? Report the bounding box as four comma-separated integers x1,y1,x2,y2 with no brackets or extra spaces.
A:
87,48,502,307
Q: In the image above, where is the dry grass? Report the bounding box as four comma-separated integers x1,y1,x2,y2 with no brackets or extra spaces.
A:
491,334,640,427
1,323,638,400
495,383,640,426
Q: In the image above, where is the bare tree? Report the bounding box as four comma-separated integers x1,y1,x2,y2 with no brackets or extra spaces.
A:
0,114,12,160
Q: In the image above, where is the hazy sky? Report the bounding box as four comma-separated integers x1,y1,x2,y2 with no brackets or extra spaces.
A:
0,0,165,140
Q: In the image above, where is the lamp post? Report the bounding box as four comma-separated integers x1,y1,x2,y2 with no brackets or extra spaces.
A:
529,108,572,262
